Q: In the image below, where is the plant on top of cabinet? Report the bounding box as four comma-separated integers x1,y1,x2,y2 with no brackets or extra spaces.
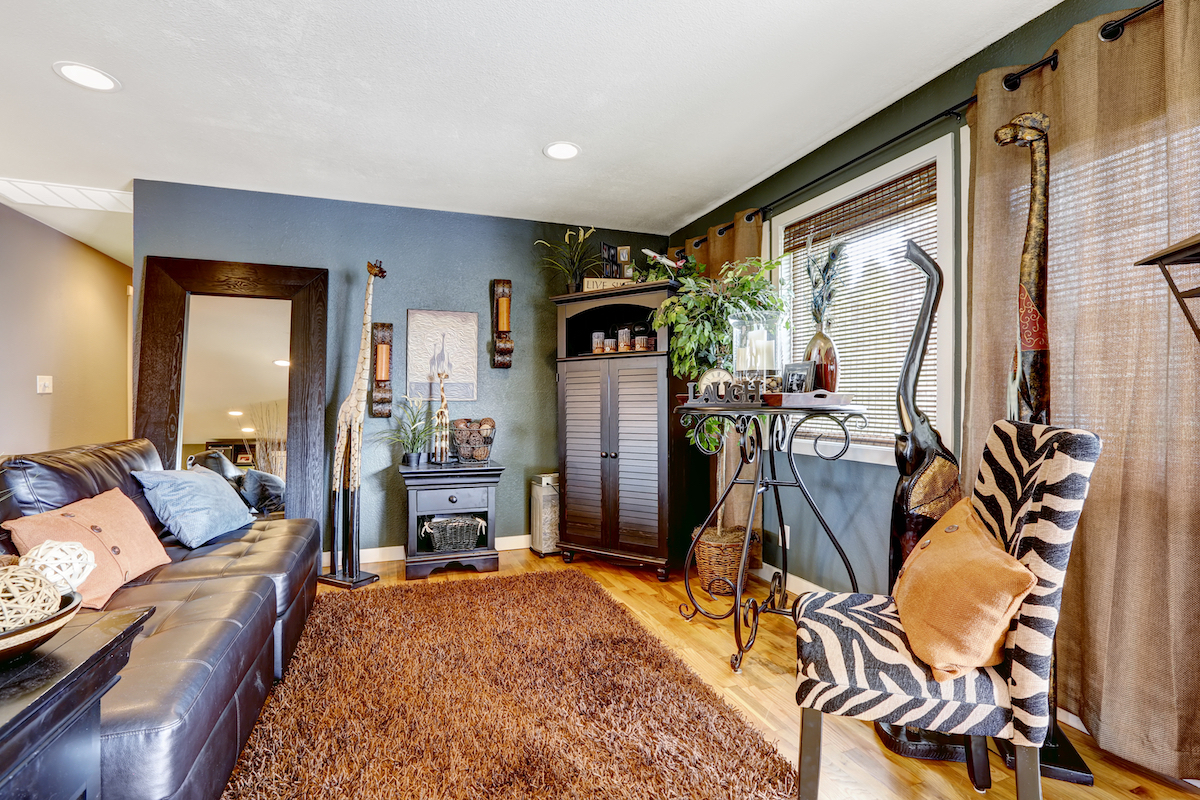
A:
536,226,603,294
381,395,436,466
650,256,785,381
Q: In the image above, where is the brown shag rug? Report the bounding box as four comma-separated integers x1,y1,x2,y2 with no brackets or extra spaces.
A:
223,570,795,799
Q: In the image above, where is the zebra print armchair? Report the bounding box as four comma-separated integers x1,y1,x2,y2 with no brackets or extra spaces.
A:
794,421,1101,799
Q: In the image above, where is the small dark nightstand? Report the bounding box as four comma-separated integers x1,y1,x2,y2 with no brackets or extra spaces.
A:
398,461,504,579
0,606,152,800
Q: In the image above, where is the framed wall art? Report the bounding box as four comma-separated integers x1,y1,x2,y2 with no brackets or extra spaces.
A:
406,310,479,401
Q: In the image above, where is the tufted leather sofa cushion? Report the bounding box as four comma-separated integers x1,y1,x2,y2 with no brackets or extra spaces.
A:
132,518,320,677
99,575,276,800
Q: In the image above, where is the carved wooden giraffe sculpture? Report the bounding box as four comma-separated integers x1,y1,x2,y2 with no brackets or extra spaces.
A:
323,259,386,589
996,111,1051,424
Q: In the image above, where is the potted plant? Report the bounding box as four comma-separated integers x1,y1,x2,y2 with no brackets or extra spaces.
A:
382,396,436,466
651,256,785,548
651,256,785,381
536,226,602,293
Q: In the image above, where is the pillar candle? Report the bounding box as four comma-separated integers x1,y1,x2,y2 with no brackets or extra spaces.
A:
374,343,391,381
497,296,511,332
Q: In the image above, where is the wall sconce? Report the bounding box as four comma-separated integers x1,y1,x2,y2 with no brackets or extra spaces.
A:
370,322,393,417
492,279,514,368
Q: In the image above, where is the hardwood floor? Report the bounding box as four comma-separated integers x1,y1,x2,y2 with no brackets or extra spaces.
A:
320,550,1199,799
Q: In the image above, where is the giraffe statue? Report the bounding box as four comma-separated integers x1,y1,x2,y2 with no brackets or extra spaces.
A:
432,370,451,462
323,259,386,589
995,111,1051,425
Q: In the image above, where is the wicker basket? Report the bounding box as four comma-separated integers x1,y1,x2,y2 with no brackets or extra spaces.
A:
692,525,762,596
421,516,486,551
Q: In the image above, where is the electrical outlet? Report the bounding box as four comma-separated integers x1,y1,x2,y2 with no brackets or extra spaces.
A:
36,375,53,394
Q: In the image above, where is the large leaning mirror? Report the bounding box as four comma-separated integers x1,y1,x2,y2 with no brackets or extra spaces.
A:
134,257,328,524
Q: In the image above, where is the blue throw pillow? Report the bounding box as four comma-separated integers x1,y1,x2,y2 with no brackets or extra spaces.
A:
133,465,256,548
240,468,286,514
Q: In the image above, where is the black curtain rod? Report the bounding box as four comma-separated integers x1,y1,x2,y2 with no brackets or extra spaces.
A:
1099,0,1163,41
673,0,1166,246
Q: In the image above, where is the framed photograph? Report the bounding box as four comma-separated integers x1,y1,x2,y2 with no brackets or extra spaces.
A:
600,242,621,278
236,452,253,466
617,246,631,264
783,361,816,393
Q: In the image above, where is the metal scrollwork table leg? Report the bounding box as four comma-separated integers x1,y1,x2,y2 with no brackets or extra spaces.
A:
678,407,865,672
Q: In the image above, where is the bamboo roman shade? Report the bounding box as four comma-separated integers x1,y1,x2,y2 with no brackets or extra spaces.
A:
783,163,940,447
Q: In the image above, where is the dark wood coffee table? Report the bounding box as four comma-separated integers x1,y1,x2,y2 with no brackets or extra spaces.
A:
0,606,152,800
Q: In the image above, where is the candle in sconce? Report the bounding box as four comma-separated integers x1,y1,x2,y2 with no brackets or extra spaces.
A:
497,295,511,332
374,343,391,382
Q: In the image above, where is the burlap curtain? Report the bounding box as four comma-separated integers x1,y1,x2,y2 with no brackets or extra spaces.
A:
964,3,1200,779
676,208,763,274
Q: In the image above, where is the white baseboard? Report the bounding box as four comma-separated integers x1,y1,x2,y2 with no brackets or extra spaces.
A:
496,534,531,551
322,545,405,569
750,565,827,596
1056,708,1088,735
322,538,530,567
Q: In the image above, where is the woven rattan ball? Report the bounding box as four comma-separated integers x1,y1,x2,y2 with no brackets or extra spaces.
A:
480,417,496,428
0,566,60,632
468,421,480,430
468,432,484,447
452,419,469,429
19,540,96,594
472,446,490,460
453,429,471,445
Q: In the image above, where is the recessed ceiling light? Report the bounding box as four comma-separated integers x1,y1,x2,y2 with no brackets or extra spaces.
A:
52,61,121,92
228,410,244,417
241,427,255,433
273,360,290,367
543,141,581,160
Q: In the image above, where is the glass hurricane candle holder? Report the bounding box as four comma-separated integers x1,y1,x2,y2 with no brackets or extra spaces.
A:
730,311,784,386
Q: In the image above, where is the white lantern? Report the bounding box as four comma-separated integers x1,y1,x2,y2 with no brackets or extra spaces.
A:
19,540,96,594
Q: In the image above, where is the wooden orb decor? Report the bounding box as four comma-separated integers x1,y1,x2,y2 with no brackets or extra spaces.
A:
19,540,97,594
0,567,61,632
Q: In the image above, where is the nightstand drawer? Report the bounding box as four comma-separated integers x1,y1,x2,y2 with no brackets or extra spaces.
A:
415,487,488,513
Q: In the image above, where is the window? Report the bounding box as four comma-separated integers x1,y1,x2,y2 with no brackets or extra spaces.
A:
773,135,959,462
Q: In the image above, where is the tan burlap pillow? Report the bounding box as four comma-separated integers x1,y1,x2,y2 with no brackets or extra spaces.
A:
893,498,1036,682
2,488,170,608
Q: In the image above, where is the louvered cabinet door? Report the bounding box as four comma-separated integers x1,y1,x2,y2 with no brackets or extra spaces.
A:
609,357,666,556
558,360,605,547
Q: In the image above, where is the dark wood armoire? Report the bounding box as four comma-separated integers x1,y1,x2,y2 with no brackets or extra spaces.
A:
552,281,704,580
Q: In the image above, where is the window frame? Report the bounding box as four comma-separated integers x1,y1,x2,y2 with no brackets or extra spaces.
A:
769,133,961,466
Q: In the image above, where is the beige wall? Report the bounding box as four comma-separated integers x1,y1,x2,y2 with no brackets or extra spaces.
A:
0,203,131,455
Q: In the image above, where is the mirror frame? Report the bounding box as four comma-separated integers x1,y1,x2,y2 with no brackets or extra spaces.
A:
135,256,328,524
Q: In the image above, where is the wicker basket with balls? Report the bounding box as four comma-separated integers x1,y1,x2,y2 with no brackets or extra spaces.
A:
450,418,497,463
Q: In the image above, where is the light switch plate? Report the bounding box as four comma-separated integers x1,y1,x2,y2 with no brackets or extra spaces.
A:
36,375,53,394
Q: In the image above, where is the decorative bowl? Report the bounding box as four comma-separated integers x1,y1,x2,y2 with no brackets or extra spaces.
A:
0,591,83,663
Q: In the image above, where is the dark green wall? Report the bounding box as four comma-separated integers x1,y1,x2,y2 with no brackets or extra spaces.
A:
676,0,1137,594
675,0,1136,241
133,179,666,552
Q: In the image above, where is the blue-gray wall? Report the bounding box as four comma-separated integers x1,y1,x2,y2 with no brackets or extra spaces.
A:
675,0,1134,595
133,179,666,551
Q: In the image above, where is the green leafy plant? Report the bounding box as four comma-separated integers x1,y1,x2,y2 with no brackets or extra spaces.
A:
651,257,786,380
380,396,436,455
633,252,702,283
802,233,847,328
535,226,602,292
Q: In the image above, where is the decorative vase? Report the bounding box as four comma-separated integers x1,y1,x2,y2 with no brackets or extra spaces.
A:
803,322,839,391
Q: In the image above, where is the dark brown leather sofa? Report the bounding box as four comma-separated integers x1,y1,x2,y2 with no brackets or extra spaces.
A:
0,439,321,800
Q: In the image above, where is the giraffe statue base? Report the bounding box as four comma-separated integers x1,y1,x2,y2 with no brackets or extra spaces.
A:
317,570,380,590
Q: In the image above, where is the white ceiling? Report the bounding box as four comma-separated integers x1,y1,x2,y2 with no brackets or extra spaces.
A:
0,1,1063,267
182,295,290,445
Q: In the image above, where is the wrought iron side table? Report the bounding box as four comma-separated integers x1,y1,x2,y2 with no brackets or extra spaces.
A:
674,403,866,672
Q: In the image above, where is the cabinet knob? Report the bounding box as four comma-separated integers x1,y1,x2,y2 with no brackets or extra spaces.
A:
599,452,608,458
448,495,458,503
609,452,619,459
